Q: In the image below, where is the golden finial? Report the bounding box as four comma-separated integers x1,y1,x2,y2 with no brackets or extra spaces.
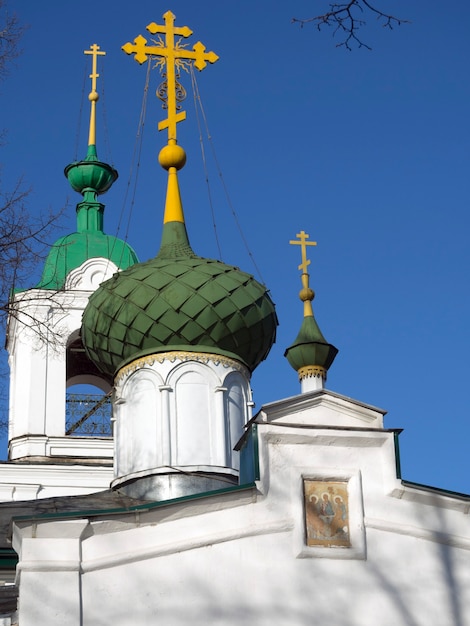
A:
289,230,317,318
84,44,106,147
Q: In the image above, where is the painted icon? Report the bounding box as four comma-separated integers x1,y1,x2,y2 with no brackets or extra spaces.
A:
304,480,351,547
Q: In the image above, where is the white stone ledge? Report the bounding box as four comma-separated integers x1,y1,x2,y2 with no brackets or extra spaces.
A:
16,560,81,573
365,516,470,550
9,436,113,461
389,484,470,512
81,518,293,572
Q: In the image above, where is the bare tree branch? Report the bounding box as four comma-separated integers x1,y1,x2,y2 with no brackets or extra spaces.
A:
0,2,64,335
292,1,410,50
0,2,65,420
0,174,64,301
0,0,25,78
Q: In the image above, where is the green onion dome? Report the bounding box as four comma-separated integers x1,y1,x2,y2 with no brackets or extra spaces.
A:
284,314,338,373
37,146,138,289
81,220,278,377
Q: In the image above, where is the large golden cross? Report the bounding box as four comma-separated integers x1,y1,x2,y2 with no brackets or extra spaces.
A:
84,44,106,147
122,11,218,142
290,230,317,273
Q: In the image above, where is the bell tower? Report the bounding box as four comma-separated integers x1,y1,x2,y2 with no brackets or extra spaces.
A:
6,44,138,466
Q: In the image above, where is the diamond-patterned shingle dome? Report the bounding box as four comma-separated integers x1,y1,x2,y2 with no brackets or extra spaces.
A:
81,221,277,377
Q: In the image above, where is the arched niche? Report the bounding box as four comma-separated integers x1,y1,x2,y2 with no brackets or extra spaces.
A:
167,362,221,467
117,368,164,475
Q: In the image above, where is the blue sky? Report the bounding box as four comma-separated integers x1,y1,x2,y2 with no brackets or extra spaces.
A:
2,1,469,494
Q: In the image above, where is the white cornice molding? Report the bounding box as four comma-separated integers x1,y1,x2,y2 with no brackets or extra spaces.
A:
259,389,386,428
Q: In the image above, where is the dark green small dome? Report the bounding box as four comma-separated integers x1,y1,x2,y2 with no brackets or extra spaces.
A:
284,315,338,372
81,221,277,376
284,269,338,376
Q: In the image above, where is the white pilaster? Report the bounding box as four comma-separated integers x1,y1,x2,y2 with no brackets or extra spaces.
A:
13,520,88,626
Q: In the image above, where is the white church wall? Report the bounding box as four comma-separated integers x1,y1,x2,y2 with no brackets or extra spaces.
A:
77,526,469,626
13,519,88,626
15,481,469,626
12,391,470,626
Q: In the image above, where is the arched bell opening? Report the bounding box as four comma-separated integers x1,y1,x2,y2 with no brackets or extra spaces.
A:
66,331,113,437
66,330,112,389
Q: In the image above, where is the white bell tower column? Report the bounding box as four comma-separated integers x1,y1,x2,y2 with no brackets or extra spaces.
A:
7,259,118,462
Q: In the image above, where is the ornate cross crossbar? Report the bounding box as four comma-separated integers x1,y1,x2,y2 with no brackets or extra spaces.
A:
122,11,219,143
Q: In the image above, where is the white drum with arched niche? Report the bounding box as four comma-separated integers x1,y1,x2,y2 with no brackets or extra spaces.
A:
112,351,253,500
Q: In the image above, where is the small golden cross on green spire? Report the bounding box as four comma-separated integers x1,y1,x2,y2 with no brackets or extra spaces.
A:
85,44,105,94
122,11,219,143
84,44,106,147
290,230,317,274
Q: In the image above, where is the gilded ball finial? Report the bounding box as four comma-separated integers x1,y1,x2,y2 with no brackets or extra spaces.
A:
158,144,187,171
299,287,315,302
88,91,99,102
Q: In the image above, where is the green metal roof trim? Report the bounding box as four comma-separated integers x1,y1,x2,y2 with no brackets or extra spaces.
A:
0,548,18,569
37,229,139,290
11,483,258,525
82,221,278,375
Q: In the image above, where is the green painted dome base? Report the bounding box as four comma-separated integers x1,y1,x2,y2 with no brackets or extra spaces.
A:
37,231,138,290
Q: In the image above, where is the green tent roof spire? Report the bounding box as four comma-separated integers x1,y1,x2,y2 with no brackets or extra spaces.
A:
285,230,338,388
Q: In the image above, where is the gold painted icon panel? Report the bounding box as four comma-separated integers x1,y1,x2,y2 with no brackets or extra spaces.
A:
304,479,351,547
